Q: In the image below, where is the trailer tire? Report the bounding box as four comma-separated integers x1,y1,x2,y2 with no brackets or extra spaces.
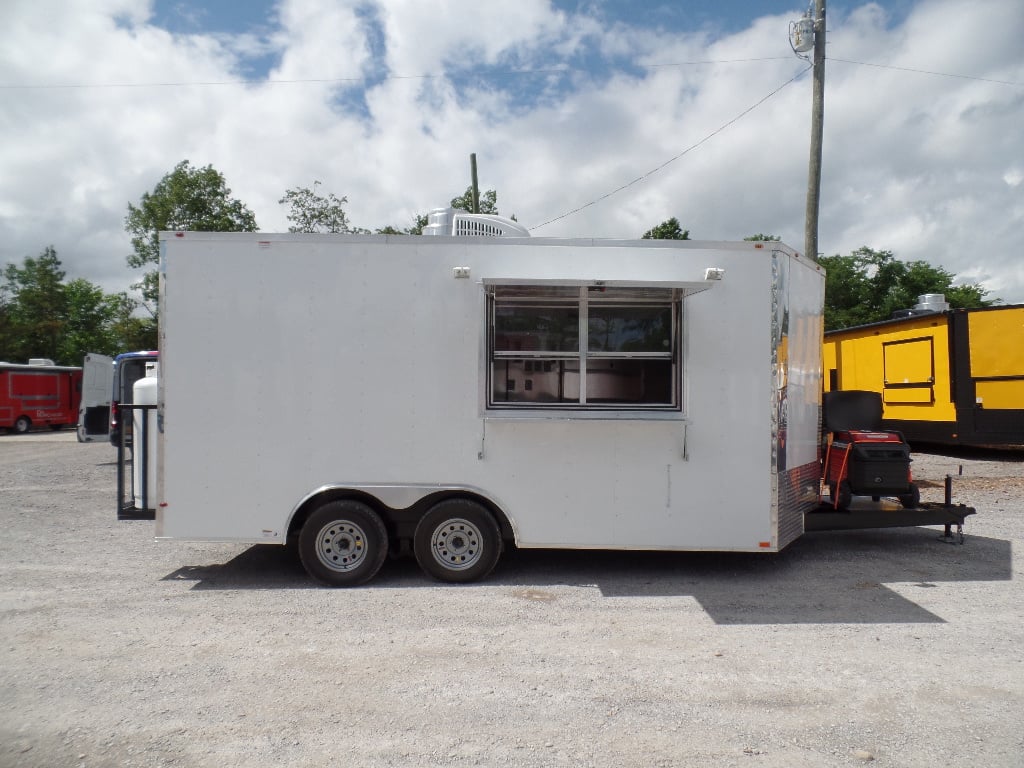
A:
898,483,920,510
414,499,503,584
298,500,389,587
14,416,31,434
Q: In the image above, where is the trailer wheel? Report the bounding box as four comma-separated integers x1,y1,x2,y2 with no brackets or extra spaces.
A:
898,483,921,509
414,499,502,583
14,416,31,434
298,500,389,587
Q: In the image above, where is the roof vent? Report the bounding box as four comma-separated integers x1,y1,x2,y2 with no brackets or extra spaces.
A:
914,293,949,313
891,293,950,320
422,207,530,237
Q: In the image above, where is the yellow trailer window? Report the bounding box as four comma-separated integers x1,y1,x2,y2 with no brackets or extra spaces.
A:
883,337,934,384
883,337,934,403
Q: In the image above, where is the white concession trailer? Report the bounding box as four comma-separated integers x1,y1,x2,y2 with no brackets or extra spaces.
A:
156,229,825,586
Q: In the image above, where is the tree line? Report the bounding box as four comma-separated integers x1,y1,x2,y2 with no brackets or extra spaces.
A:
0,159,996,366
0,248,152,366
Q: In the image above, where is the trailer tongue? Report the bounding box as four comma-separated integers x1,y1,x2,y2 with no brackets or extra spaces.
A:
807,478,975,544
811,389,975,542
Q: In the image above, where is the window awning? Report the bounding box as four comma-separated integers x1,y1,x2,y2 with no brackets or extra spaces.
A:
481,278,715,298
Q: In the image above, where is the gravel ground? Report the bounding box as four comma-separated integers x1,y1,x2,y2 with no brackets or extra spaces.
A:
1,432,1022,768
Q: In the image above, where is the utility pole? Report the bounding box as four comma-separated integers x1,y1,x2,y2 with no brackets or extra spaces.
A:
470,154,480,214
804,0,826,261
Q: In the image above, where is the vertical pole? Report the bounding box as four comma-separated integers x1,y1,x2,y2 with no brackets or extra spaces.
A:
140,405,148,511
116,421,125,517
470,154,480,214
804,0,826,261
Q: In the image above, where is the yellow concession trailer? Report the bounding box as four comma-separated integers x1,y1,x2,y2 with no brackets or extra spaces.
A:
824,303,1024,446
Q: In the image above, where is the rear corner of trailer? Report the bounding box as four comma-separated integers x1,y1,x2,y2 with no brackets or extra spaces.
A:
773,246,826,551
679,242,821,553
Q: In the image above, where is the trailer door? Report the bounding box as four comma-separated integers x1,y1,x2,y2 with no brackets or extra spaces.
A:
77,353,113,442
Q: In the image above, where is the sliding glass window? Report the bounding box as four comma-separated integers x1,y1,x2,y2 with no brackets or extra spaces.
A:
488,285,680,410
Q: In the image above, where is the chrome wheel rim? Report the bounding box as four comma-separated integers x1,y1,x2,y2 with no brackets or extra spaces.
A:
430,518,483,571
315,520,369,573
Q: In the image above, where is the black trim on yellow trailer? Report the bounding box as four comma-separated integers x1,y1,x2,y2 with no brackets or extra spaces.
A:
825,304,1024,447
879,419,957,444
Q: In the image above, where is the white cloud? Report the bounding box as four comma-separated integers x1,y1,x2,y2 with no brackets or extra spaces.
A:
373,0,570,75
1,0,1022,306
270,0,369,82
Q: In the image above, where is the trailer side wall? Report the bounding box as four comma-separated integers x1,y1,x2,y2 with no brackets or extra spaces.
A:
158,235,824,552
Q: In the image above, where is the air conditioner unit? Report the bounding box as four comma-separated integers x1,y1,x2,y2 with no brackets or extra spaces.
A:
422,207,530,237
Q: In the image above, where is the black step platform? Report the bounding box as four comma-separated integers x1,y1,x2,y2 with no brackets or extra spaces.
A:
806,497,975,532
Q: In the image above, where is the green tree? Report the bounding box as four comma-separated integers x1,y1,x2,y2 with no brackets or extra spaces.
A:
1,248,156,365
744,233,780,242
451,188,498,214
125,160,258,305
58,282,156,360
103,292,157,351
1,247,67,362
642,218,689,240
819,247,992,331
59,279,111,363
0,293,10,359
279,181,356,234
376,214,429,236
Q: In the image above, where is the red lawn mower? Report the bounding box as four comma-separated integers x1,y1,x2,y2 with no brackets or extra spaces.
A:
821,390,920,510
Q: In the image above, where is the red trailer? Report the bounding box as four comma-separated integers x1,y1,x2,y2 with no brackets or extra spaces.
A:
0,360,82,433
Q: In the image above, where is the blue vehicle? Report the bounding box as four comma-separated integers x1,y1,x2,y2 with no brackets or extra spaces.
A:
108,351,159,446
76,351,159,444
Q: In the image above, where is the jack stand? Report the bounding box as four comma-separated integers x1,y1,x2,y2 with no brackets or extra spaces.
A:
938,522,965,545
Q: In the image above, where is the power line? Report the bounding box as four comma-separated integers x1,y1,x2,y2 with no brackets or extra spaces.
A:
0,57,796,90
829,58,1023,87
2,55,1015,91
529,53,1021,233
530,65,813,232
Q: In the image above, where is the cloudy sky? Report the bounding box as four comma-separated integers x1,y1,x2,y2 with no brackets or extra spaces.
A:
3,0,1023,304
